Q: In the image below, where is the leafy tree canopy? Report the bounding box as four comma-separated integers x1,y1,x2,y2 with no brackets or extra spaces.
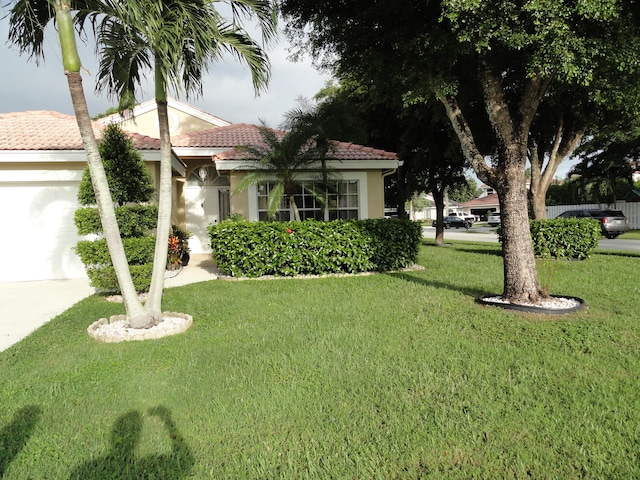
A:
78,123,155,206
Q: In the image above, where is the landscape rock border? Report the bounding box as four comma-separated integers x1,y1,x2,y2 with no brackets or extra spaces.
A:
87,312,193,343
476,294,586,315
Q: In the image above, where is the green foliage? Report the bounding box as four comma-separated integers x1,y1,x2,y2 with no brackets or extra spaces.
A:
448,177,481,203
75,237,155,293
234,122,337,221
76,237,156,266
74,205,158,238
208,218,421,277
529,218,601,260
85,264,153,293
77,124,155,206
499,218,601,260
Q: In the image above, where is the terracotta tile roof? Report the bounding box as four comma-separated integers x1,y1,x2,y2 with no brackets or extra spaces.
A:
173,123,398,161
0,111,160,151
171,123,261,148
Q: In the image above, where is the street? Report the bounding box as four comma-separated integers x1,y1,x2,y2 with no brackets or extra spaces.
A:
421,226,640,252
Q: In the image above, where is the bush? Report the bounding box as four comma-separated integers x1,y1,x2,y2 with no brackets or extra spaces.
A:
85,264,154,293
498,218,600,260
529,218,600,260
208,218,422,277
74,205,158,237
75,237,156,266
77,123,155,206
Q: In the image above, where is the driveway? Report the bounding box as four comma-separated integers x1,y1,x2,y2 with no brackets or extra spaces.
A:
0,255,218,353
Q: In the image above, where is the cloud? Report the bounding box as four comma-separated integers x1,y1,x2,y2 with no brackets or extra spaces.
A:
0,12,330,126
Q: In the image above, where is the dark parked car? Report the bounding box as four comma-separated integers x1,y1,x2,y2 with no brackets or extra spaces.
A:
432,216,471,229
555,209,630,238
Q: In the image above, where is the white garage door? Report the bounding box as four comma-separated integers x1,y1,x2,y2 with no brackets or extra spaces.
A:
0,178,86,282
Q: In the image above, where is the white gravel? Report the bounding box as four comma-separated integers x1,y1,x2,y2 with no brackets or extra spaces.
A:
482,296,581,310
87,312,192,343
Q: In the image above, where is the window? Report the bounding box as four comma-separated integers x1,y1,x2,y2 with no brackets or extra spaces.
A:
257,180,359,221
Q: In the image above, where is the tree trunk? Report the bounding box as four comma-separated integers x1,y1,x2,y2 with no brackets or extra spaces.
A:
496,168,542,303
439,61,546,304
289,195,301,221
528,124,584,220
144,93,173,322
58,1,150,326
431,188,446,246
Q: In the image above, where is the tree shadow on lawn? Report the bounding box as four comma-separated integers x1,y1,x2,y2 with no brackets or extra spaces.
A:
387,271,490,299
69,406,194,480
0,405,42,477
422,243,504,258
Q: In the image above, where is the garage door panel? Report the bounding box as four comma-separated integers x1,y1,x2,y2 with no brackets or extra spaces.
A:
0,182,86,282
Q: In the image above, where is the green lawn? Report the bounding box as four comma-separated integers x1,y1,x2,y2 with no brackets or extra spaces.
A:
2,242,640,478
619,229,640,240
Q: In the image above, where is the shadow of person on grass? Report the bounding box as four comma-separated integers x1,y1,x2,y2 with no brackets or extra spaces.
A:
69,406,194,480
0,405,41,477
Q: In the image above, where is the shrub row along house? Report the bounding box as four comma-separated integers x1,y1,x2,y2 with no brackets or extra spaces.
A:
0,99,401,283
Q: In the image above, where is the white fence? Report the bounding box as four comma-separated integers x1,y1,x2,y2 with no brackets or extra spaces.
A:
546,203,640,229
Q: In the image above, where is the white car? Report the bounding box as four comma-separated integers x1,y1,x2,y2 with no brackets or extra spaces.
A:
487,212,501,226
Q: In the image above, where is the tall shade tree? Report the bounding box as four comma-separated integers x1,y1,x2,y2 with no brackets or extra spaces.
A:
81,0,276,325
281,0,640,304
6,0,150,324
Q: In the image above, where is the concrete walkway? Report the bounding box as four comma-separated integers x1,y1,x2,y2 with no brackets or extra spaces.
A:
0,255,218,352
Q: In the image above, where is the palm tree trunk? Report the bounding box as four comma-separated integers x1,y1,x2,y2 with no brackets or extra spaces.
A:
145,73,173,318
289,195,301,221
57,2,149,325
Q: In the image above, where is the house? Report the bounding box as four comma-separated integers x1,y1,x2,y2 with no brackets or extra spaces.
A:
462,193,500,220
0,100,400,282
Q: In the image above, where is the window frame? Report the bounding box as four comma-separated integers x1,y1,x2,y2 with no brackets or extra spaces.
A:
248,172,368,221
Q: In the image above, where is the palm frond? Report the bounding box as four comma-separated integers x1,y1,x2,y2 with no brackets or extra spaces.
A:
6,0,55,62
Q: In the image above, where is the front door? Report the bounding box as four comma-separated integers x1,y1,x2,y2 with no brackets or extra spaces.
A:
185,166,230,253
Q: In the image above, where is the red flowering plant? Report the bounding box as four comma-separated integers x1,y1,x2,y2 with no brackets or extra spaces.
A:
167,224,192,270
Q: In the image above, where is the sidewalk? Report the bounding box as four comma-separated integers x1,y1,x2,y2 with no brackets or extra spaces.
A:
0,255,217,352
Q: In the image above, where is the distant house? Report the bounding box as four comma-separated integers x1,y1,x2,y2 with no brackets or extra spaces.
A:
0,99,401,282
462,193,500,220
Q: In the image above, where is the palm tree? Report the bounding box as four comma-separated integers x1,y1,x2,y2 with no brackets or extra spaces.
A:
280,96,363,217
235,122,334,221
7,0,276,328
82,0,276,324
6,0,151,325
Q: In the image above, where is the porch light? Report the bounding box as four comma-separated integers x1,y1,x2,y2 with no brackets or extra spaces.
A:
198,166,208,183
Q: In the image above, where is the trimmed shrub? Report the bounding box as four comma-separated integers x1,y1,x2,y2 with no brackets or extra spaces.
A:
74,205,158,238
76,237,156,266
529,218,600,260
85,264,154,293
77,123,155,206
208,218,421,278
499,218,600,259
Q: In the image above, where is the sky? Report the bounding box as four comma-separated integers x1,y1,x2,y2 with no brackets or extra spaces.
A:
0,6,577,180
0,8,331,127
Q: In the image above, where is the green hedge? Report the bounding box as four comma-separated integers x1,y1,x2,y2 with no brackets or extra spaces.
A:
529,218,600,260
75,237,155,293
85,264,154,293
74,204,158,237
498,218,600,260
75,237,156,266
208,218,422,278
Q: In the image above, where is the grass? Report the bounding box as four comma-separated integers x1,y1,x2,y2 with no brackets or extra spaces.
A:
2,242,640,478
619,229,640,240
